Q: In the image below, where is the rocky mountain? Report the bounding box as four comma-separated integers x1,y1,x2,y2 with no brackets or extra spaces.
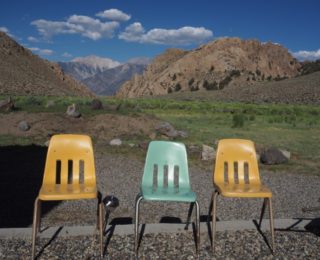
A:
83,62,148,95
59,56,150,96
117,38,301,98
58,55,121,81
0,32,93,97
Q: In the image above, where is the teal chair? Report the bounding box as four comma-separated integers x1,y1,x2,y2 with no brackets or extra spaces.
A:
134,141,200,254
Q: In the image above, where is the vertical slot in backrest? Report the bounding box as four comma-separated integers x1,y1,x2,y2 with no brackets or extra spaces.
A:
79,160,84,184
244,162,249,184
163,165,168,188
233,161,239,184
56,160,61,184
153,164,158,190
224,162,229,183
68,160,73,184
174,165,179,189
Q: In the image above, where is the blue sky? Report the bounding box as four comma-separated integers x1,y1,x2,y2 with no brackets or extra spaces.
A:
1,0,319,62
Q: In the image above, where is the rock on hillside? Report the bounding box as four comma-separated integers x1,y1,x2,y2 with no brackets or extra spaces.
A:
0,32,94,97
117,38,300,97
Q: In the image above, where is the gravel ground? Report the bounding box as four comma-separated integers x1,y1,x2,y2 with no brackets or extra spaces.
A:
1,229,320,259
1,153,320,259
39,153,320,226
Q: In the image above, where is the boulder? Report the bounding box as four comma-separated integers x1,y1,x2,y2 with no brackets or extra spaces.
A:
91,99,103,110
260,147,289,165
109,138,122,146
0,97,15,111
280,149,291,160
45,100,55,108
201,144,216,161
149,132,157,140
66,103,81,118
155,122,187,138
18,121,30,131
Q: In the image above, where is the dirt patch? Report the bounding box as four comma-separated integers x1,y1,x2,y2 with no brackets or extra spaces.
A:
0,111,161,143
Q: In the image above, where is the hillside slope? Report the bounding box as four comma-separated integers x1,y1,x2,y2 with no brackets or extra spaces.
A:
0,32,93,97
117,38,300,98
162,71,320,105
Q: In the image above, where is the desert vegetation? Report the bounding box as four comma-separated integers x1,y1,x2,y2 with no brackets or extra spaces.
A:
1,95,320,175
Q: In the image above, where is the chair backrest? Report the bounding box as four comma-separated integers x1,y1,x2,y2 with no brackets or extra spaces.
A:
142,141,190,190
214,139,261,185
42,134,96,186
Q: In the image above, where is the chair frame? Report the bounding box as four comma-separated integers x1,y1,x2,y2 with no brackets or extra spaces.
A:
31,134,104,259
210,191,275,252
134,196,200,254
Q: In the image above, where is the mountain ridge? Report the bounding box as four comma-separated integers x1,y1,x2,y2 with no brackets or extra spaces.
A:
59,56,150,95
116,37,301,98
0,32,94,97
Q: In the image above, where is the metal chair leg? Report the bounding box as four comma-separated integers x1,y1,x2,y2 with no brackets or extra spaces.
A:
99,202,104,257
185,202,195,230
195,200,200,254
96,192,102,230
259,198,267,228
32,197,41,260
268,198,275,253
134,196,143,254
211,191,218,253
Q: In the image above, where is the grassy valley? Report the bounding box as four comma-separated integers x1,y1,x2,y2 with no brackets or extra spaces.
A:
1,95,320,175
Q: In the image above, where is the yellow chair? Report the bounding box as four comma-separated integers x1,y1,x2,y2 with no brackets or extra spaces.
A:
210,139,275,252
31,134,103,259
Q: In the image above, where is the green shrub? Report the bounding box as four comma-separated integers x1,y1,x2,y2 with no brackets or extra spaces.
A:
188,78,195,86
172,74,177,80
256,69,261,76
232,113,245,128
219,76,232,89
203,80,218,90
174,83,181,91
190,85,199,91
230,70,241,77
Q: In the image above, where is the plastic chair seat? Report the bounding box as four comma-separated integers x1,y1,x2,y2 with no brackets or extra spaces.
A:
215,183,272,198
39,184,97,200
141,188,196,202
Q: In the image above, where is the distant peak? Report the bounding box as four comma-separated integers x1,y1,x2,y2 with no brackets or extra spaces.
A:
71,55,121,69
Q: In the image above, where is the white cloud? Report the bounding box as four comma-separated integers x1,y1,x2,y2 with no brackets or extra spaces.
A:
292,49,320,61
119,22,213,45
31,15,119,40
96,8,131,22
119,22,145,42
28,47,54,55
62,52,72,58
0,26,9,33
27,36,39,42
